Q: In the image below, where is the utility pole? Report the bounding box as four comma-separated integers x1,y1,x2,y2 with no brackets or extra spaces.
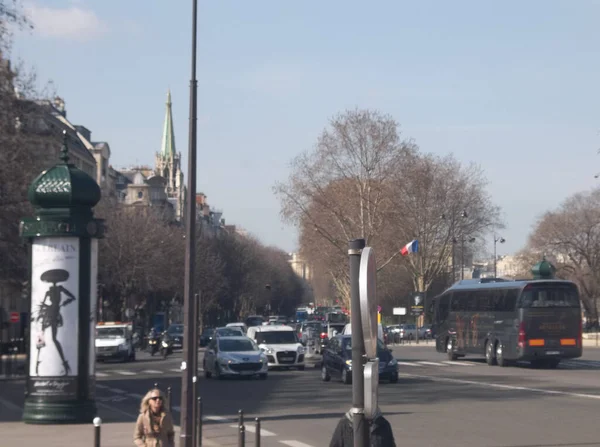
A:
180,0,198,445
348,239,368,447
493,234,505,278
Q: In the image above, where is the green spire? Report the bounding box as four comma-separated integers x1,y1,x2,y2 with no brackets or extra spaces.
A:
160,89,176,158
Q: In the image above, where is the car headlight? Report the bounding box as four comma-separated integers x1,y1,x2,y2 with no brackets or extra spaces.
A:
345,359,352,366
298,346,306,354
261,347,274,354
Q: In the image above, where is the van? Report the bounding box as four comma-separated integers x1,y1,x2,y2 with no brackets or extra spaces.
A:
246,325,305,370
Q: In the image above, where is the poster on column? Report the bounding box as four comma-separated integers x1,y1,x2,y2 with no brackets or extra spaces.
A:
89,238,98,394
28,237,79,399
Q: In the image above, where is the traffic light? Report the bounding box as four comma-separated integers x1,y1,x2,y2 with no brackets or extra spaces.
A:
21,281,30,300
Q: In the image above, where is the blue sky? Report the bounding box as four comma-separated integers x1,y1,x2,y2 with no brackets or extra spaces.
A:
13,0,600,257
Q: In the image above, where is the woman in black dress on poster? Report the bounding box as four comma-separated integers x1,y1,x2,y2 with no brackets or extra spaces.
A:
34,269,76,376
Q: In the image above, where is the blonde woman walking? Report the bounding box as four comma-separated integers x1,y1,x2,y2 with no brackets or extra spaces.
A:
134,387,175,447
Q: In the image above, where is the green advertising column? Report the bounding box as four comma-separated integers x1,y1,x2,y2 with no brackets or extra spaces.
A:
532,256,556,280
21,131,104,424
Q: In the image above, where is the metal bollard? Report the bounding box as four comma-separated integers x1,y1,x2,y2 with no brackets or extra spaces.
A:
197,397,203,447
167,386,172,412
238,409,244,427
154,382,159,389
255,417,261,447
238,424,245,447
93,417,102,447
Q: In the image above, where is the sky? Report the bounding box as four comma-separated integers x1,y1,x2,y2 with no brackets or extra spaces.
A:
12,0,600,259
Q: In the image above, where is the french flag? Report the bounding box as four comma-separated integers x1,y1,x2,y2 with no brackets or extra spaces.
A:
401,239,419,256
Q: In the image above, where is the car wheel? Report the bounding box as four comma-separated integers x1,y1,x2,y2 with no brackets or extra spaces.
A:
485,340,496,366
321,366,331,382
341,368,351,384
259,373,268,380
496,341,508,367
390,373,399,384
447,338,458,361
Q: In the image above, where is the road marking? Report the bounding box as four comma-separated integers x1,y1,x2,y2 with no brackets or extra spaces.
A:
0,395,22,412
114,370,136,375
96,372,109,377
229,424,276,436
280,441,315,447
398,372,600,400
107,388,127,394
142,370,164,374
170,368,182,373
397,361,422,367
442,361,474,366
205,415,232,422
416,361,448,366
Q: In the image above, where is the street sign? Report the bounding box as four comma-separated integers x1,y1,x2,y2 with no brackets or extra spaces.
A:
9,312,19,323
393,307,406,316
364,359,379,420
359,247,378,359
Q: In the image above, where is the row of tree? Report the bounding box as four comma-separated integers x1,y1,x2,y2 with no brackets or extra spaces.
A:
96,201,306,328
275,109,502,312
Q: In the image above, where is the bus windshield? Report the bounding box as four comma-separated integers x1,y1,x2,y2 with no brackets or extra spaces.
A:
519,284,580,308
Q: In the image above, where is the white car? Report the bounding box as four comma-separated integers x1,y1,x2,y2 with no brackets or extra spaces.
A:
203,336,268,380
247,325,306,370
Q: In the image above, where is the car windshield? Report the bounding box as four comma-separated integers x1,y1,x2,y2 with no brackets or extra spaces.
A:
519,285,580,308
97,327,126,338
202,328,214,335
255,331,297,344
217,328,243,337
219,339,257,352
167,325,184,335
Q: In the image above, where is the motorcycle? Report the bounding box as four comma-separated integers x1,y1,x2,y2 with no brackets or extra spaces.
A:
147,337,159,356
160,333,173,359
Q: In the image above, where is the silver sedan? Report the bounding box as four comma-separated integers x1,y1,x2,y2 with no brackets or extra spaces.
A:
203,336,269,380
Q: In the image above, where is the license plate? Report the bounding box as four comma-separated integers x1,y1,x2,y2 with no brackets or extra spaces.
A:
546,351,560,355
281,357,294,362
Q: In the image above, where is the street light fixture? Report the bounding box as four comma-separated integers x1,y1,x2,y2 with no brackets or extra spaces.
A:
493,235,506,278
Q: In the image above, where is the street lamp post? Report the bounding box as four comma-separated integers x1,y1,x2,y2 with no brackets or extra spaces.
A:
493,235,506,278
460,211,468,280
441,214,458,283
180,0,198,446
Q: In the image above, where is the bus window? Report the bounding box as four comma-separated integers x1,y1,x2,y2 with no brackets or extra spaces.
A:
518,284,579,308
476,290,493,312
437,294,450,323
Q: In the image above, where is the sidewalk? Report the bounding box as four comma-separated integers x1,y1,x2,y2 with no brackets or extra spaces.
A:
2,421,222,446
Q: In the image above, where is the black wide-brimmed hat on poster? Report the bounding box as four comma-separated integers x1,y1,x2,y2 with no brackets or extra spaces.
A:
40,269,70,284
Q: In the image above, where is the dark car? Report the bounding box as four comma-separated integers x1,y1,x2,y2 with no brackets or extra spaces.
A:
166,324,184,350
321,335,398,384
199,327,215,347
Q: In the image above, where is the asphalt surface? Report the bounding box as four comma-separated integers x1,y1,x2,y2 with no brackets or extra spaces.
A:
2,343,600,446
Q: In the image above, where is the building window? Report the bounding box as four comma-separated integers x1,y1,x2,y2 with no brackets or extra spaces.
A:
138,191,143,199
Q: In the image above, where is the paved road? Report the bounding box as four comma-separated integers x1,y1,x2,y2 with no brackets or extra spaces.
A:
2,345,600,446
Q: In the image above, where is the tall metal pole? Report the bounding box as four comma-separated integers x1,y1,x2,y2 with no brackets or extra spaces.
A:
451,240,456,283
192,293,200,446
348,239,367,447
180,0,198,445
493,237,497,278
461,236,465,280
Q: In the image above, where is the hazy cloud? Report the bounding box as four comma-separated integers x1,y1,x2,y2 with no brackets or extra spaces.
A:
25,3,108,41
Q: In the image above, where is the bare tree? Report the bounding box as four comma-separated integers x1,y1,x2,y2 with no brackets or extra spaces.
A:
524,188,600,321
387,152,502,292
275,109,416,307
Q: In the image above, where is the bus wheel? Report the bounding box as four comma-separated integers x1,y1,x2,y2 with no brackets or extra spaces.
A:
446,338,457,361
485,340,497,366
496,341,508,367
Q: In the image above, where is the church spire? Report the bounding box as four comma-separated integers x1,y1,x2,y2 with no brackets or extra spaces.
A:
160,89,176,158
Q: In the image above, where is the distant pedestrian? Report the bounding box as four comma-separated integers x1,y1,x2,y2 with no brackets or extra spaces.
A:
134,387,175,447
